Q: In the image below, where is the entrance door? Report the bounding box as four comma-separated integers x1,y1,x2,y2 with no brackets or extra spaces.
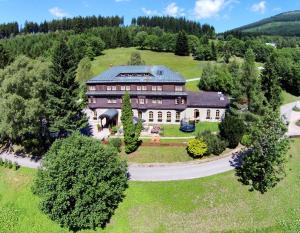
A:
138,111,143,119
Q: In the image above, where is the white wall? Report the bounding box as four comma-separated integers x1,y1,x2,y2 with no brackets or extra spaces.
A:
86,107,226,125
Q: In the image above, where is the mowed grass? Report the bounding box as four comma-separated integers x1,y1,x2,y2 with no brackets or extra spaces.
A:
282,90,300,105
120,145,192,163
1,139,300,232
162,122,219,137
90,47,215,81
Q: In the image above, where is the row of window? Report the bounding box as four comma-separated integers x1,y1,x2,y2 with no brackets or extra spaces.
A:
194,109,220,120
148,111,180,123
88,85,183,92
89,97,186,105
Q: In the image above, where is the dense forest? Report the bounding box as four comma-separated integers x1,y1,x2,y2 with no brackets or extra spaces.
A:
0,16,124,38
132,16,214,37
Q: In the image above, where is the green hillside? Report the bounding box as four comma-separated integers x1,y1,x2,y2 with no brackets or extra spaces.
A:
233,10,300,36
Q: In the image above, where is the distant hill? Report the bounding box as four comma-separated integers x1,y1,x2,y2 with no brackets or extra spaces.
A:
232,10,300,36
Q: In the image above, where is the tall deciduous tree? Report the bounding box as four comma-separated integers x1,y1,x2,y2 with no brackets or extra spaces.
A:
0,44,11,69
121,92,142,154
0,56,49,154
46,39,87,135
261,55,282,110
236,111,289,194
175,31,189,56
33,133,128,231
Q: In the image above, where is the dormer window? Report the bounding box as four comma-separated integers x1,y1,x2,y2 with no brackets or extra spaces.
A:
107,86,112,91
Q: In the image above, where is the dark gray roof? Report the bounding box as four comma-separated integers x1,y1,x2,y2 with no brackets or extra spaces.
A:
187,91,230,108
99,109,118,120
86,65,186,84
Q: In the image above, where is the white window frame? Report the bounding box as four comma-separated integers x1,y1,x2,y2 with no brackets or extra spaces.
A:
137,86,142,91
157,86,162,91
126,86,131,91
111,86,117,91
106,86,112,91
142,86,147,91
121,86,126,91
175,86,183,92
152,86,157,91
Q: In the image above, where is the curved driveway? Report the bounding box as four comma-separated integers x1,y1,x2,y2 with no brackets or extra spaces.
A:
0,101,298,181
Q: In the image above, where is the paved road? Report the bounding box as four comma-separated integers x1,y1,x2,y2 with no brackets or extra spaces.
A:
0,101,298,182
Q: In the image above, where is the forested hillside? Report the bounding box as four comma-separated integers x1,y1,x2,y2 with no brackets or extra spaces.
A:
229,10,300,36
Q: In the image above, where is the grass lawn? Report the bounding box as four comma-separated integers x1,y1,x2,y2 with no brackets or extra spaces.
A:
120,146,192,163
120,145,238,164
162,122,219,137
282,90,300,105
1,139,300,233
90,47,216,81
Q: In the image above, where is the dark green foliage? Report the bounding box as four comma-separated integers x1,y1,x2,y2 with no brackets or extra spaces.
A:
0,56,50,154
261,55,282,110
121,92,142,154
236,111,289,194
219,113,245,148
13,162,20,170
0,44,11,69
109,138,122,153
239,49,267,115
198,63,234,94
197,131,227,156
175,31,189,56
133,16,214,37
128,52,145,65
46,40,87,135
32,133,128,231
210,42,217,61
134,31,148,49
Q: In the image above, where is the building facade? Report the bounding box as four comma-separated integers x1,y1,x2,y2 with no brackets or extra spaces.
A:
86,65,229,125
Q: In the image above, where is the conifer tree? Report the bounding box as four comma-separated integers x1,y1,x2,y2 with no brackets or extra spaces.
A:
261,55,282,110
121,92,142,154
210,41,217,61
0,44,11,69
46,39,87,135
175,31,189,56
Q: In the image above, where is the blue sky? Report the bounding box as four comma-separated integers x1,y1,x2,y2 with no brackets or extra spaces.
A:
0,0,299,32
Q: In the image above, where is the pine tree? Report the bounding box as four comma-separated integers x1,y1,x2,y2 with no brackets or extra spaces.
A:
240,49,266,115
175,31,189,56
121,92,142,154
261,56,282,110
210,41,217,61
0,44,11,69
46,39,87,135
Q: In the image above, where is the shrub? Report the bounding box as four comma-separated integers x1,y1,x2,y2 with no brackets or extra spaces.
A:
0,158,3,166
241,134,252,147
187,138,208,158
219,113,245,148
3,160,8,167
32,133,128,231
109,138,122,152
7,161,13,169
111,126,118,135
197,131,227,155
13,162,20,170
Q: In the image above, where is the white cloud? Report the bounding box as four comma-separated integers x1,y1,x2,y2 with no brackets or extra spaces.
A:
251,1,266,13
194,0,237,19
164,2,185,17
142,7,159,16
49,7,70,18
